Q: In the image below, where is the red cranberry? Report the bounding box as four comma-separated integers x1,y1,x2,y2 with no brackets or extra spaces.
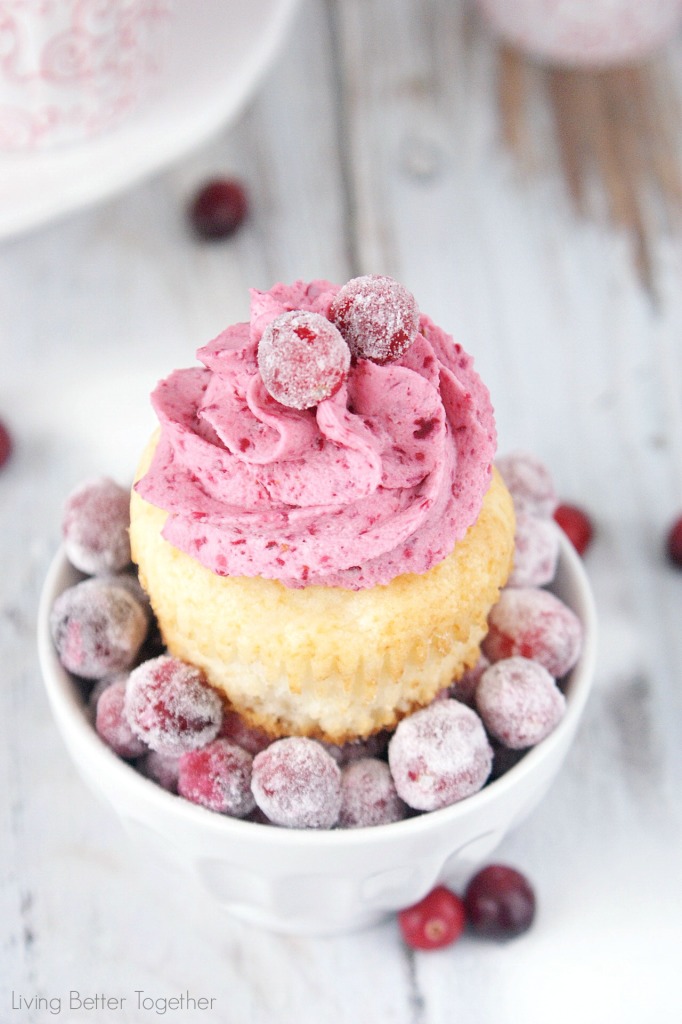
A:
257,310,350,409
189,178,248,240
464,864,536,940
329,274,419,364
665,515,682,568
554,503,594,556
0,419,12,469
398,886,467,951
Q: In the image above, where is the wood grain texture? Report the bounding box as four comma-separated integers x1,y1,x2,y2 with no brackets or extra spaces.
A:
2,0,682,1021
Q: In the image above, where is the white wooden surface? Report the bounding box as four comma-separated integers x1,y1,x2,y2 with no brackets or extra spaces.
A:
2,0,682,1020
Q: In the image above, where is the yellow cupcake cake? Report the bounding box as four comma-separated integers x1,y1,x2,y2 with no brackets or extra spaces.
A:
130,276,515,743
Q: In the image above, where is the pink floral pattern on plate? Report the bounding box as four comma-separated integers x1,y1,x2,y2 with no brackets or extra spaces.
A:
0,0,171,151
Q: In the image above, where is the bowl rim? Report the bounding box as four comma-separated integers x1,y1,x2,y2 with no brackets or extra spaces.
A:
38,527,597,849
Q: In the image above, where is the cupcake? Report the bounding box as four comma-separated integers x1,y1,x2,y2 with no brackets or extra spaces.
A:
130,276,515,743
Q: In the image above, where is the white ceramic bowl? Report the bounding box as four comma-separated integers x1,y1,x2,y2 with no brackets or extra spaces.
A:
38,530,596,935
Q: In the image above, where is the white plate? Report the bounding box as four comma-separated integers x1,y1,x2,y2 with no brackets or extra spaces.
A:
0,0,299,241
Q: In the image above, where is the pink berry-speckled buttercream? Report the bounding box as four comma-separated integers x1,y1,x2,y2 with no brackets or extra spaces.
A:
135,280,497,589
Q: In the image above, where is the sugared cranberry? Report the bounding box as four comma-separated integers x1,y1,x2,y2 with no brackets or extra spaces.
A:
257,310,350,410
508,512,559,588
464,864,536,940
398,885,467,951
476,656,565,749
50,577,148,679
251,737,342,829
496,452,557,518
448,655,490,706
62,476,131,575
95,678,148,759
137,749,181,793
554,503,594,556
0,419,12,469
189,178,248,240
218,710,272,755
329,274,419,364
667,515,682,568
338,758,407,828
124,655,223,756
178,738,255,817
322,731,390,765
388,700,492,812
482,587,583,679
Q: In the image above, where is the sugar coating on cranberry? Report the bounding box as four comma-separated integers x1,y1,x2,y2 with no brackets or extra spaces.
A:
251,737,342,829
329,274,420,364
508,513,560,588
219,710,272,755
95,678,148,759
476,657,565,749
496,452,557,518
178,738,255,817
50,577,148,679
321,731,390,765
482,586,583,679
124,655,223,756
257,310,350,410
448,654,490,706
388,700,493,812
137,750,181,793
0,418,12,469
62,476,131,575
338,758,407,828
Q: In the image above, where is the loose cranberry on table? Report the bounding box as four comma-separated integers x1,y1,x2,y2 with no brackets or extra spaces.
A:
398,885,467,951
464,864,536,940
554,503,594,556
188,178,249,240
665,514,682,568
0,418,12,469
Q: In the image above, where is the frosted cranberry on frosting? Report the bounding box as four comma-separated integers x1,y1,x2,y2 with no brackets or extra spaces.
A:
135,277,497,589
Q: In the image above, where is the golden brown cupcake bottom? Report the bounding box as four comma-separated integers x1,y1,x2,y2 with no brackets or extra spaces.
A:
130,444,515,744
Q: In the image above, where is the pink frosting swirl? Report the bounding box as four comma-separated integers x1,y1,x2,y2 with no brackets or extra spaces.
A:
135,280,497,589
